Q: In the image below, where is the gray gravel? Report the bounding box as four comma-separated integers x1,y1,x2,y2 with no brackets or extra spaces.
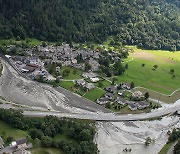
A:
0,58,109,113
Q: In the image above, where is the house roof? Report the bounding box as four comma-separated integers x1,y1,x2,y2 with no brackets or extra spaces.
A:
81,72,97,78
97,97,109,102
105,86,117,92
122,82,131,87
76,79,86,84
16,137,27,145
138,101,150,107
23,66,36,72
14,149,30,154
84,83,95,89
27,63,39,68
29,56,38,61
12,56,27,62
105,92,114,97
128,103,137,109
116,97,126,103
132,91,142,97
90,77,99,82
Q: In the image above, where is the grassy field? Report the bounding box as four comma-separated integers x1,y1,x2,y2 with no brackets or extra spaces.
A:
0,120,29,145
0,38,42,47
54,134,76,143
94,79,111,89
59,81,85,96
132,87,180,103
111,46,180,97
31,148,63,154
158,140,180,154
59,81,75,91
158,142,174,154
84,88,105,102
60,66,82,80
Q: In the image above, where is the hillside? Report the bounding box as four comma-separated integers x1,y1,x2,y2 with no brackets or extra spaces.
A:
0,0,179,50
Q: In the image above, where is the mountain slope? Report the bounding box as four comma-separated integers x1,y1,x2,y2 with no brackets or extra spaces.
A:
0,0,179,50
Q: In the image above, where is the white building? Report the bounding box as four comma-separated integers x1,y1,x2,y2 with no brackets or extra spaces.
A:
90,77,99,83
83,83,95,91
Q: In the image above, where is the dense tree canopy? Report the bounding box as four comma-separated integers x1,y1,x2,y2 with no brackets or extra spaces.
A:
0,0,179,50
0,108,98,154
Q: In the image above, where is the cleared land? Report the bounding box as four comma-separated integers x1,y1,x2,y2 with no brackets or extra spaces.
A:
94,79,111,89
0,120,29,145
31,148,63,154
132,87,180,103
158,142,175,154
59,81,75,91
84,88,105,102
60,66,82,80
0,38,42,48
111,46,180,101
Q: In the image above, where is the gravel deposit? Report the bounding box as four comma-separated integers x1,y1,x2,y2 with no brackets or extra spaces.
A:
95,116,180,154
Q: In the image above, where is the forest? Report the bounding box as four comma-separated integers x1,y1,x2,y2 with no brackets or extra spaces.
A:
0,108,98,154
0,0,179,51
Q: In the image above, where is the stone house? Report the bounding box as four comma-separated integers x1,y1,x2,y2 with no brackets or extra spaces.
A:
16,137,28,149
97,97,109,105
75,79,86,86
121,82,131,90
128,103,138,111
105,86,117,93
104,92,114,100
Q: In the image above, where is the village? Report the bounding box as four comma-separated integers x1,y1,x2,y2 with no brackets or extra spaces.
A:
4,43,157,113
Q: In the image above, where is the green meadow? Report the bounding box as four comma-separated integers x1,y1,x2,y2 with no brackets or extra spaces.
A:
0,38,42,47
112,46,180,95
0,120,29,145
60,66,83,80
30,148,63,154
59,81,75,91
84,88,105,102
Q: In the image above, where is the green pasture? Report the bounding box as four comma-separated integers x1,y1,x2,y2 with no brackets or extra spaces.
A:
30,148,63,154
60,66,82,80
0,120,29,145
59,81,75,91
112,46,180,95
84,88,105,102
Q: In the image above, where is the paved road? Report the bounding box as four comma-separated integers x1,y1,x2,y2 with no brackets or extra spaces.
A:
0,146,16,154
24,102,180,121
166,141,178,154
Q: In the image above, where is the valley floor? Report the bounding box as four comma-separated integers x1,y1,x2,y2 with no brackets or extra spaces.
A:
95,116,180,154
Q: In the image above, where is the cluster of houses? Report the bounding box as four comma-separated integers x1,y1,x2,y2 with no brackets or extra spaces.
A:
5,55,52,80
127,100,150,110
97,85,117,105
30,44,124,73
75,79,95,91
5,43,127,82
37,44,101,72
74,72,100,91
96,83,150,111
0,136,32,154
